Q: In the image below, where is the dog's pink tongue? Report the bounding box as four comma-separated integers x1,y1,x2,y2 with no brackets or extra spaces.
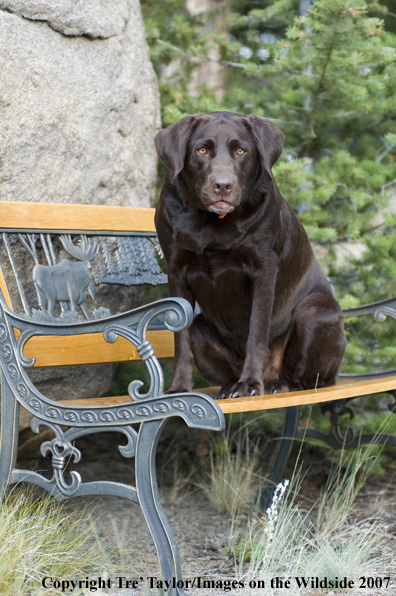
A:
218,213,226,219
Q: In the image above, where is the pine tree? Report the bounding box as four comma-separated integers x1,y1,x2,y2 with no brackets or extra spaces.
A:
142,0,396,374
141,0,224,124
223,0,396,373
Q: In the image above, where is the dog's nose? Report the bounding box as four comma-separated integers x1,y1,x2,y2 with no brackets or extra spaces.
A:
212,176,233,195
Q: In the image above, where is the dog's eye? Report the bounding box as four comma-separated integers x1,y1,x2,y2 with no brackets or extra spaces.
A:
236,148,246,156
197,148,207,155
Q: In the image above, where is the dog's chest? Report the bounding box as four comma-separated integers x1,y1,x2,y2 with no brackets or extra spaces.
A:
185,250,253,326
187,249,250,284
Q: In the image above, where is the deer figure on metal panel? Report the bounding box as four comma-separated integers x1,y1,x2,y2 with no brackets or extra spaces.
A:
32,235,99,320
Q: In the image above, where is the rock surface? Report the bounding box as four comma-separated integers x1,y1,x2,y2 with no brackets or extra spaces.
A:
0,0,160,206
0,0,161,426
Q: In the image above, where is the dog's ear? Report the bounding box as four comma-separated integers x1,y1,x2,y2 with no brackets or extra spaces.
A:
154,116,197,181
245,115,284,178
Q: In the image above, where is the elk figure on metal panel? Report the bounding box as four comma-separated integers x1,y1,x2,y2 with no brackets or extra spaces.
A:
32,235,99,320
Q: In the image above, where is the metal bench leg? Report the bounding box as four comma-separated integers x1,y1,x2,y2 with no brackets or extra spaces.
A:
259,406,299,512
135,418,186,596
0,379,20,502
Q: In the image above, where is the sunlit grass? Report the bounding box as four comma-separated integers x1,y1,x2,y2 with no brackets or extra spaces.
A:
0,488,108,596
226,440,391,595
199,425,261,514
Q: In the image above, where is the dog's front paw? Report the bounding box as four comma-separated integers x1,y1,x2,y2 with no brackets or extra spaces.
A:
227,380,264,399
216,382,237,400
165,384,193,394
264,380,290,395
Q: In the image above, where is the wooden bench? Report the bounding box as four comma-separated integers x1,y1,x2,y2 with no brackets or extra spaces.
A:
1,200,396,594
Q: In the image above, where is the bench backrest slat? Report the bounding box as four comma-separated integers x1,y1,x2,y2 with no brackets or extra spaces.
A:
0,202,156,233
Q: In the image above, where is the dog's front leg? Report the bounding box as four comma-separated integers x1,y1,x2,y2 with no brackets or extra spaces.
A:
166,272,196,394
228,255,279,398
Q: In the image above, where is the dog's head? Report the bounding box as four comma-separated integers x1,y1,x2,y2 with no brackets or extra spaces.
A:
154,111,284,216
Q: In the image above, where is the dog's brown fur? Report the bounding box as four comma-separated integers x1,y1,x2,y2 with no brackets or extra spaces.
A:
154,112,347,398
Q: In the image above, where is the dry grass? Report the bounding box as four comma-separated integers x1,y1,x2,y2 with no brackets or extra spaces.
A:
199,426,261,514
226,441,391,595
0,488,108,596
316,442,386,536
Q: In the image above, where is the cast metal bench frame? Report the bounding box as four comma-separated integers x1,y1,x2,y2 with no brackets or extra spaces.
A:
1,200,396,596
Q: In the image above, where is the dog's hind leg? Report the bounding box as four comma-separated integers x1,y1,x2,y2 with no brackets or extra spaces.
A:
264,328,294,394
280,292,347,391
190,314,243,399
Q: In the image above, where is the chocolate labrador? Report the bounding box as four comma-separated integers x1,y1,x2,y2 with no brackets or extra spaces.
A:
154,111,347,398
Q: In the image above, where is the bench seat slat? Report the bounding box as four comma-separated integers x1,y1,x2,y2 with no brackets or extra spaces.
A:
59,375,396,412
216,376,396,412
23,329,175,366
0,202,156,233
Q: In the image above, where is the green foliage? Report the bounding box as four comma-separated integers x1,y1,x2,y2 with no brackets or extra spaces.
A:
141,0,225,125
141,0,396,375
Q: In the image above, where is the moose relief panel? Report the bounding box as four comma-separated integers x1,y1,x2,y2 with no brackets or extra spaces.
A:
0,232,167,324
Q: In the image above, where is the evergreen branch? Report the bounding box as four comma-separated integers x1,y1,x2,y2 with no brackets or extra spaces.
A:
381,179,396,196
320,222,393,245
156,39,245,69
262,117,303,125
308,6,343,131
284,70,320,77
376,141,396,163
362,113,396,131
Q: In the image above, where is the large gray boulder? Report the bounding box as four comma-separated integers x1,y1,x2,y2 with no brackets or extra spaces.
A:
0,0,161,428
0,0,160,206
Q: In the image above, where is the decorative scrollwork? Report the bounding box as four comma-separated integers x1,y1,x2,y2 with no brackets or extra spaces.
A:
373,307,396,323
153,402,170,414
0,292,224,435
16,330,37,368
81,411,98,423
0,295,194,417
164,308,183,330
32,417,139,462
321,401,356,447
191,405,206,420
374,310,387,323
3,344,12,362
45,407,61,419
127,380,145,400
117,409,133,421
341,299,396,378
172,399,187,412
29,418,139,499
135,405,152,417
7,364,18,381
29,398,42,413
343,297,396,321
64,411,79,423
387,391,396,413
99,411,116,423
40,438,82,497
137,340,155,361
103,324,164,401
17,383,27,398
